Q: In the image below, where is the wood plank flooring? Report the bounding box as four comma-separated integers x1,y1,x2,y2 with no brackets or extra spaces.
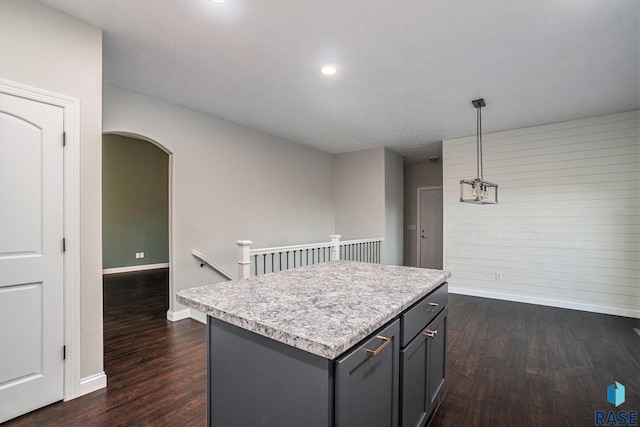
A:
432,295,640,427
4,270,639,426
4,269,207,427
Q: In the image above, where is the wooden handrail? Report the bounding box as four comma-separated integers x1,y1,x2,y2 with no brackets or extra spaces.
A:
248,237,384,256
249,241,334,256
339,237,384,246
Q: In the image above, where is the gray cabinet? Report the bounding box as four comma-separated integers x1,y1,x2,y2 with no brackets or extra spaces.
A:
206,283,447,427
207,317,333,427
426,309,446,412
401,326,429,426
400,284,448,427
335,320,400,427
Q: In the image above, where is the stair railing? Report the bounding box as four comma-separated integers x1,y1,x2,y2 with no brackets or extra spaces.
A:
192,249,237,281
237,235,383,279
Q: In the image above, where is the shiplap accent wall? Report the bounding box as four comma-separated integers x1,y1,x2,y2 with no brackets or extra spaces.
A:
443,111,639,318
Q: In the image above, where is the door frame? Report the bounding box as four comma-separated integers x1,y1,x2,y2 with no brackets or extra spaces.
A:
416,186,443,268
1,79,81,401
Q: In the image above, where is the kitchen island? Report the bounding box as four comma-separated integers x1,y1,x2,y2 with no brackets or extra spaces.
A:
177,261,450,427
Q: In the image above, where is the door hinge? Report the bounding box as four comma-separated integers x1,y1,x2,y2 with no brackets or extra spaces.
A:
63,132,66,147
62,238,66,252
63,345,66,360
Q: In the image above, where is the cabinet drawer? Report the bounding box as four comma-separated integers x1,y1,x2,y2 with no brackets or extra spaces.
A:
401,283,447,347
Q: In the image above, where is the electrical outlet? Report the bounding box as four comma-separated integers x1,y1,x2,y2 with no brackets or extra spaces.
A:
495,272,502,281
135,252,140,259
139,252,144,259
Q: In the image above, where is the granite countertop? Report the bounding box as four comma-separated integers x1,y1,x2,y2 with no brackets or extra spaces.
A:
177,260,451,359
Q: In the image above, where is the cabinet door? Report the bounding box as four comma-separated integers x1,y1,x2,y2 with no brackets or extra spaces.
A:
401,307,447,427
335,319,400,427
401,330,429,427
426,308,447,410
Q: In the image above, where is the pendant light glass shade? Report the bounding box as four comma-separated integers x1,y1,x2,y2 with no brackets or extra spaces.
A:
460,98,498,204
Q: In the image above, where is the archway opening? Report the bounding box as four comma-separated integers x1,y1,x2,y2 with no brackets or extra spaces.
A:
101,132,173,365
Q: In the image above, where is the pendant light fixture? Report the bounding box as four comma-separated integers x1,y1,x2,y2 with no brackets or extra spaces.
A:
460,98,498,204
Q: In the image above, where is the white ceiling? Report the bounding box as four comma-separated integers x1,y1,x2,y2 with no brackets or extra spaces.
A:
38,0,639,161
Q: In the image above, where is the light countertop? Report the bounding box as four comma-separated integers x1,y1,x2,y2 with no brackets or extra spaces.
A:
177,261,450,359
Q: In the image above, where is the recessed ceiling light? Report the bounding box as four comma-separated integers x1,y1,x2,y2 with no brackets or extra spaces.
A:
321,65,337,76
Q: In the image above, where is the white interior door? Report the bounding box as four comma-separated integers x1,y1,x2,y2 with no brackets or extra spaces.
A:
0,92,65,423
419,189,443,269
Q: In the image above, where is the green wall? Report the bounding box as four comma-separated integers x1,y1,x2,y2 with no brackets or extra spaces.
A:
102,134,169,269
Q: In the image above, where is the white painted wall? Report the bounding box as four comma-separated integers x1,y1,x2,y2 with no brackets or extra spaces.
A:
443,111,640,318
334,147,404,265
0,1,104,379
103,86,335,312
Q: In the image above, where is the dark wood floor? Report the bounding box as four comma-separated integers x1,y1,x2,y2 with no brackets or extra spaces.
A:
433,295,639,426
4,269,639,426
4,269,207,427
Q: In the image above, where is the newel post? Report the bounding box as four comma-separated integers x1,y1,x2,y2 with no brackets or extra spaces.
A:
330,235,341,261
236,240,253,279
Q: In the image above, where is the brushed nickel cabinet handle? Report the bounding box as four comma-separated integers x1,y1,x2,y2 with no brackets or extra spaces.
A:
425,302,439,313
365,335,391,356
424,329,438,338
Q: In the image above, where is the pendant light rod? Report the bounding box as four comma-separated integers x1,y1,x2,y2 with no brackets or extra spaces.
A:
472,98,486,180
460,98,498,204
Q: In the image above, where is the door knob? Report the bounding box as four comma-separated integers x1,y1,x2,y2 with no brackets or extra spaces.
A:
421,234,426,238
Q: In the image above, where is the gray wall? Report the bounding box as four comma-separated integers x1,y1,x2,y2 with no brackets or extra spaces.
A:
403,159,443,267
103,85,336,315
384,149,404,265
0,1,104,379
334,148,385,240
102,134,169,269
334,147,404,265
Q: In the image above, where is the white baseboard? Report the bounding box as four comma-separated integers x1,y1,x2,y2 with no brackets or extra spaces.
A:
167,308,207,324
449,287,640,319
103,263,169,275
167,308,190,322
190,310,207,324
79,372,107,396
